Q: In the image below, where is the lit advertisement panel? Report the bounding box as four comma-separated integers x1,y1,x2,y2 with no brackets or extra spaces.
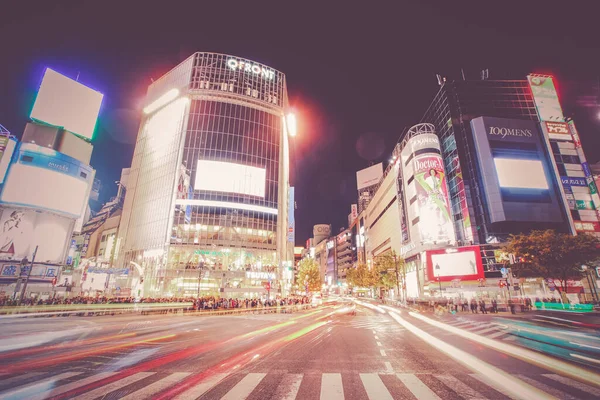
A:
413,154,454,243
527,75,564,122
288,187,295,242
494,159,549,189
0,207,73,263
0,143,93,217
195,160,266,197
426,246,484,282
356,163,383,190
30,68,103,140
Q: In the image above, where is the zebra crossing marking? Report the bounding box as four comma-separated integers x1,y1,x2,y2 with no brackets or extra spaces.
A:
120,372,191,400
221,373,266,400
70,372,155,400
0,372,82,400
434,374,487,400
543,374,600,397
173,373,228,400
320,373,344,400
396,373,442,400
27,372,118,400
516,374,578,400
271,373,303,400
360,373,393,400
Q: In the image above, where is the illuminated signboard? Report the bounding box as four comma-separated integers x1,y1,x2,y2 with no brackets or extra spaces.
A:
527,75,564,122
246,271,276,280
227,58,275,80
195,160,266,198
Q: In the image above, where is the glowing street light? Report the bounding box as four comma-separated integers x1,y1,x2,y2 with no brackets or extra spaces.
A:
143,88,180,115
286,113,297,137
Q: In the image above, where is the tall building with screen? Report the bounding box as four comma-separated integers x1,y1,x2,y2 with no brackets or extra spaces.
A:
117,53,293,298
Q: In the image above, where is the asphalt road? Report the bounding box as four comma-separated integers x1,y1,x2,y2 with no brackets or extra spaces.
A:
0,299,599,399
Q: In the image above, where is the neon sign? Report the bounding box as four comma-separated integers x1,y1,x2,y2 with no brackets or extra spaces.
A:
227,58,275,80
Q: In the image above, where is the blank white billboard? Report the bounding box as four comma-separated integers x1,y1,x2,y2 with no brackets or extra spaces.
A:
356,163,383,190
1,163,88,217
431,251,478,278
195,160,266,197
494,158,548,190
30,68,103,140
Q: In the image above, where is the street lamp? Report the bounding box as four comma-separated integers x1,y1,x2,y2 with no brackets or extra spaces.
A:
435,263,442,295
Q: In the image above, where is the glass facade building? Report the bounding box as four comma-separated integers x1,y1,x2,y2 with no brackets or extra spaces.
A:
117,53,292,298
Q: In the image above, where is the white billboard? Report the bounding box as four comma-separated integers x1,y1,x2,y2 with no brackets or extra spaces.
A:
494,158,548,190
0,208,73,263
356,163,383,190
30,68,103,140
195,160,266,197
430,251,478,278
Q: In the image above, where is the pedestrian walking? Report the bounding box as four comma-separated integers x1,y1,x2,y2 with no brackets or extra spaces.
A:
491,299,498,313
470,298,477,313
479,299,487,314
462,299,468,312
508,298,516,314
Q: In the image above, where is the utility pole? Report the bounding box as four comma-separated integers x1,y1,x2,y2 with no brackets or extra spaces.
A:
393,253,400,302
197,264,203,298
18,245,38,305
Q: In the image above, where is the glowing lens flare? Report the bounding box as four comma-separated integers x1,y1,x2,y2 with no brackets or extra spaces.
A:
143,88,180,115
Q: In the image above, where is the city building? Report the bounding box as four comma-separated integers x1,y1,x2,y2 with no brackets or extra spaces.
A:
356,164,383,213
0,69,101,301
116,52,295,298
335,228,353,287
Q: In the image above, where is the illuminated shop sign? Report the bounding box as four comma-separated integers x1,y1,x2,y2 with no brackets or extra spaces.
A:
487,126,533,139
246,271,276,280
544,121,569,135
227,58,275,80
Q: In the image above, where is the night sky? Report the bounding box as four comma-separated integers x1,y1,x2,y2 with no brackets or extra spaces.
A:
1,1,599,245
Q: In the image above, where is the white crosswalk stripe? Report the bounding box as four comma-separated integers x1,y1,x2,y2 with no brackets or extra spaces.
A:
320,373,344,400
27,372,118,400
0,372,82,400
1,370,599,399
272,373,303,400
486,330,509,339
360,373,393,400
70,372,155,400
435,374,487,400
174,373,228,400
222,373,266,400
396,373,442,400
120,372,191,400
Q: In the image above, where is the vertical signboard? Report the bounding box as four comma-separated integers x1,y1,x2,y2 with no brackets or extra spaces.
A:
450,155,473,242
287,187,295,243
413,154,454,243
395,167,410,243
527,75,564,122
350,204,358,223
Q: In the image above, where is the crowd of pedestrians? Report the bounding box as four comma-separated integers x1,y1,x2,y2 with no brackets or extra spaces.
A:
0,295,311,309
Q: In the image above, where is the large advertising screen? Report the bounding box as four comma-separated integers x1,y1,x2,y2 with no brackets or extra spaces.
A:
0,208,73,263
426,246,484,282
195,160,266,197
413,154,454,243
494,158,549,189
0,143,93,218
30,68,103,140
356,163,383,190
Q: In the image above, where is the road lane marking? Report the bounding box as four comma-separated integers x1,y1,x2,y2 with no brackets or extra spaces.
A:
71,372,155,400
0,372,82,400
174,373,228,400
434,374,487,400
27,372,118,400
380,349,387,356
515,374,578,400
469,326,501,335
121,372,191,400
407,311,600,389
570,353,600,364
374,335,379,339
486,331,508,339
320,373,344,400
222,373,266,400
360,373,393,400
384,361,394,373
376,342,382,347
470,374,521,400
272,373,303,400
396,373,441,400
388,311,556,400
542,374,600,396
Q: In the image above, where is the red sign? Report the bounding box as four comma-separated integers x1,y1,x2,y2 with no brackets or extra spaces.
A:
426,246,485,283
544,121,569,135
574,220,600,233
52,277,57,286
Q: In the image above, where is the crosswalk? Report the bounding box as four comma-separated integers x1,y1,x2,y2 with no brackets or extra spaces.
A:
1,369,599,400
442,318,514,340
